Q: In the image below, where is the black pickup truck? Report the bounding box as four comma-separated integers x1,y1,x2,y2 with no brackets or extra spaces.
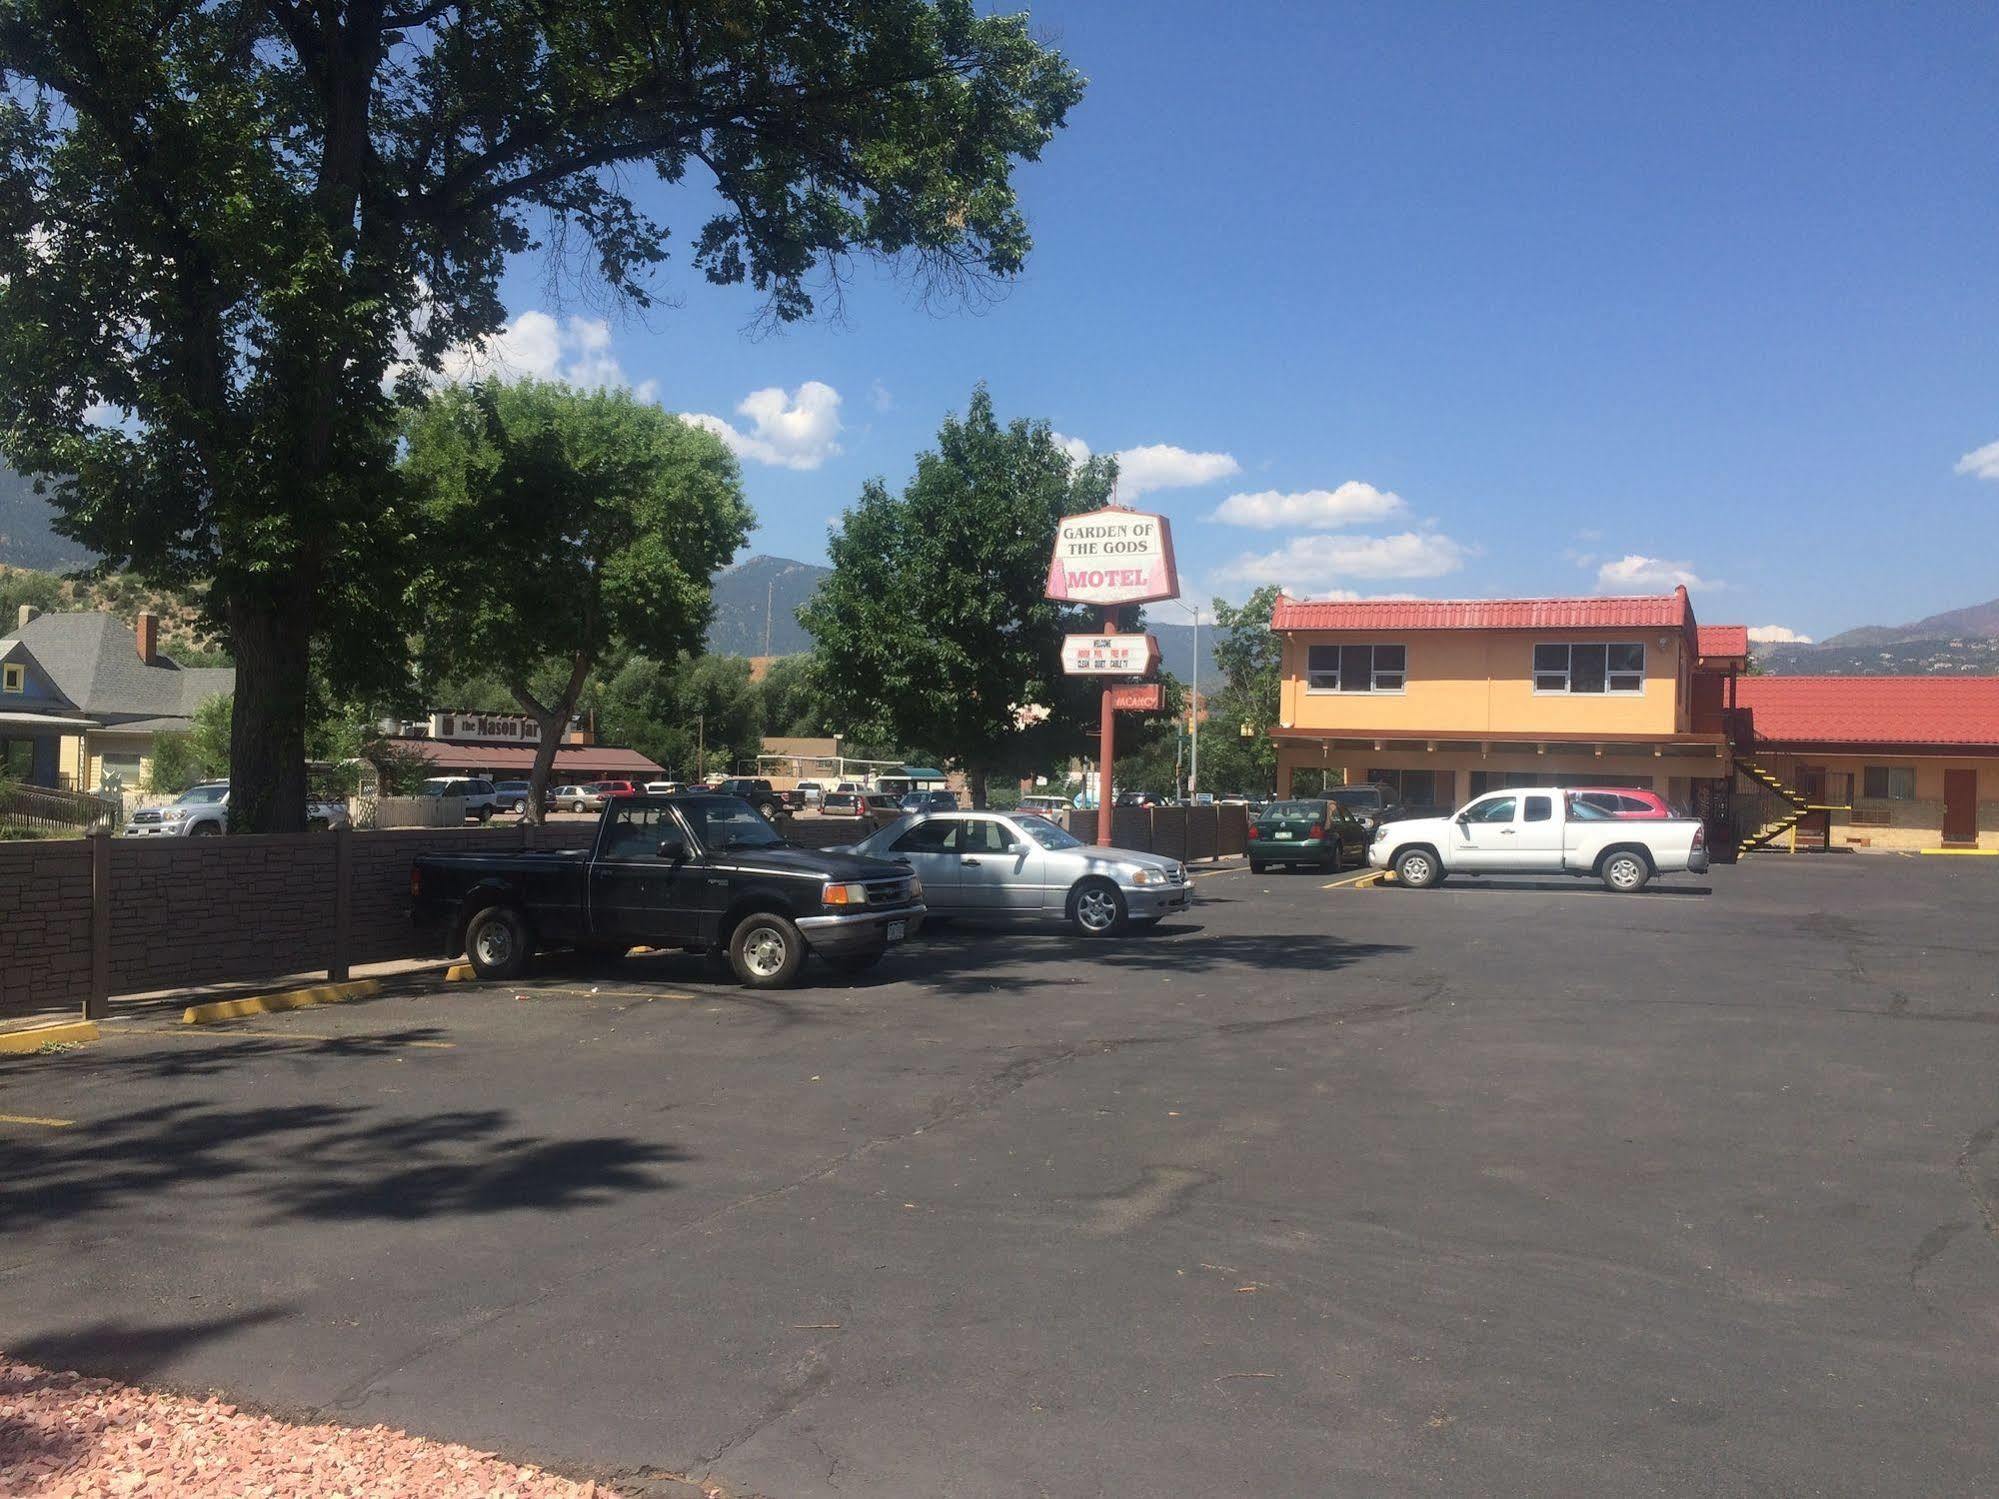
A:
410,793,924,989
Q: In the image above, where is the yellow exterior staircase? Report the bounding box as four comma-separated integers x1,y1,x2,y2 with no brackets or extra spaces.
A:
1735,754,1850,853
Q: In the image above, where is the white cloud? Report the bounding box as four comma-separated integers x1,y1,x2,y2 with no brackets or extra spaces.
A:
1216,531,1473,590
1594,554,1719,593
1209,481,1408,531
1050,431,1093,465
868,379,894,413
681,381,844,471
1748,625,1814,644
433,311,657,400
1955,440,1999,481
1114,443,1241,498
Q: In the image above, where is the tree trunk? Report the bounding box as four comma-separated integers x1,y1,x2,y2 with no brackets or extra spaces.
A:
226,595,312,833
513,654,593,825
967,768,989,809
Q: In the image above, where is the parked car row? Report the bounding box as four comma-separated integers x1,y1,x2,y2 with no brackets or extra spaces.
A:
411,791,1193,991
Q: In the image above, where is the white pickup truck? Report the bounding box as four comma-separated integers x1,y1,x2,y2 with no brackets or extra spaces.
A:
1368,787,1710,892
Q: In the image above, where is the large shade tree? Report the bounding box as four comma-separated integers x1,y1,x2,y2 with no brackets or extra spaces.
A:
404,379,751,820
802,386,1116,806
0,0,1086,829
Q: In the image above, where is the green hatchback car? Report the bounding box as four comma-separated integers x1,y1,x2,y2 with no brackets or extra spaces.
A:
1248,798,1371,874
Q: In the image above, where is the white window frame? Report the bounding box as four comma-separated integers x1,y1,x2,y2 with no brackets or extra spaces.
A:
1,661,22,694
1304,642,1407,695
1532,641,1646,695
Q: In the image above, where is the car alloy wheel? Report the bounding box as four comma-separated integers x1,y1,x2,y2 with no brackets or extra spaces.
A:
1074,882,1123,935
474,918,514,970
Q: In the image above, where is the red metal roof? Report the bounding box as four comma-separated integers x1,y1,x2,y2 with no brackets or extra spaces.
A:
1736,677,1999,748
398,739,663,775
1697,625,1750,659
1269,588,1694,634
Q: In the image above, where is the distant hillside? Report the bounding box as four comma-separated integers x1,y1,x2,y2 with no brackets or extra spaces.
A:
1818,596,1999,650
705,554,831,656
0,465,94,572
1759,637,1999,676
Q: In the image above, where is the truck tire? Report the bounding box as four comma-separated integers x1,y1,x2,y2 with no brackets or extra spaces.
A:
1600,850,1651,893
465,905,529,980
1393,847,1442,889
729,912,806,988
190,822,221,836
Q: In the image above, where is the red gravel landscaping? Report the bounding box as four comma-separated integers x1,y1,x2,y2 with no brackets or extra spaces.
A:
0,1357,638,1497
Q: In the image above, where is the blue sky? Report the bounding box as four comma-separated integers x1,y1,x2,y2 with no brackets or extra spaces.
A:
485,1,1999,642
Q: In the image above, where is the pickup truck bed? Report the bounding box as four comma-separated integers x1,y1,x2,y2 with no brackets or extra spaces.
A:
411,794,925,988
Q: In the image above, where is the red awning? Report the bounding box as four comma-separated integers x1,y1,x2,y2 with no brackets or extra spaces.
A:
392,738,663,776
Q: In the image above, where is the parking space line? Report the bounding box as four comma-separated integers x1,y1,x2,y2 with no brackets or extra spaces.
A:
519,987,702,1001
1322,870,1386,890
0,1112,75,1128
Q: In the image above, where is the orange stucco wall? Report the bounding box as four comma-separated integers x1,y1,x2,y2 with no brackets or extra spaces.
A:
1277,628,1690,737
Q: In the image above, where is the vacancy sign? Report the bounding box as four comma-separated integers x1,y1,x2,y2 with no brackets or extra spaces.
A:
1107,682,1165,712
1062,633,1160,676
1044,509,1179,607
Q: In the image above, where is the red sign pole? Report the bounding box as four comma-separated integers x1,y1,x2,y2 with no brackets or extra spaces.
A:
1096,605,1116,845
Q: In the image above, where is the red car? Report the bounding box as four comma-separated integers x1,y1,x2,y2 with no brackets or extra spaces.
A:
590,780,641,799
1569,787,1676,819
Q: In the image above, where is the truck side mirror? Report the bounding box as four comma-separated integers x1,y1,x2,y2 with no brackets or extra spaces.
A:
657,836,687,861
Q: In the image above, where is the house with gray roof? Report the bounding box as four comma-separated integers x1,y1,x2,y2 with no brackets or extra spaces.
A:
8,606,234,791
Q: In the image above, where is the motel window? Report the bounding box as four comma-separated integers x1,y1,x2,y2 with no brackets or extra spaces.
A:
1862,766,1916,801
1533,642,1644,694
1305,643,1406,693
1365,768,1438,805
1,662,22,693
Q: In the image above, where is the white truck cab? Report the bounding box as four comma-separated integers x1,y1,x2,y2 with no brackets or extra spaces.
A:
1369,787,1709,893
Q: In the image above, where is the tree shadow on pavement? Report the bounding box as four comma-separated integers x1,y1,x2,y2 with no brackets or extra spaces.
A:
10,1306,296,1387
0,1062,684,1235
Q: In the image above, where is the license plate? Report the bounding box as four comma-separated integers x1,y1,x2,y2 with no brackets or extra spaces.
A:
1273,830,1294,840
885,920,907,943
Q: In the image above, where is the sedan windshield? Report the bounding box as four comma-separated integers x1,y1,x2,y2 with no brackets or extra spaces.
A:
1013,815,1081,850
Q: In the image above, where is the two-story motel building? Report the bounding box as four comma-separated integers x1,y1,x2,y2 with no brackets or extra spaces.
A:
1267,586,1999,852
1269,588,1739,817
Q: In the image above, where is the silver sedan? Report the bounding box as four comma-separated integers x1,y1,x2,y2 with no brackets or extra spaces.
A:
843,811,1190,936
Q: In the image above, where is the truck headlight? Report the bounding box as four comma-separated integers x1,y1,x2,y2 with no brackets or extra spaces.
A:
1372,825,1389,842
907,876,923,899
822,882,868,906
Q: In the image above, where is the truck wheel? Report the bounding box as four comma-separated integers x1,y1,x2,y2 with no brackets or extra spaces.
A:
1070,878,1126,937
465,905,529,980
190,822,221,836
1601,851,1651,893
729,912,806,988
1394,848,1441,889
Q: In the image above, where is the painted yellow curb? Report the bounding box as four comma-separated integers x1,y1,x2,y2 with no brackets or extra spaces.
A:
0,1019,101,1055
1322,869,1389,890
181,979,382,1026
1920,847,1999,857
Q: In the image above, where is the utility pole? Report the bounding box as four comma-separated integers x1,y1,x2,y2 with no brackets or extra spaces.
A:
695,713,706,781
1173,600,1201,797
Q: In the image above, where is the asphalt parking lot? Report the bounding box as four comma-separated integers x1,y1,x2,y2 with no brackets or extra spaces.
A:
4,855,1997,1497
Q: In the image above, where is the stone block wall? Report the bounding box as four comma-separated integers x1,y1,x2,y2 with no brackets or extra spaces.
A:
0,840,94,1015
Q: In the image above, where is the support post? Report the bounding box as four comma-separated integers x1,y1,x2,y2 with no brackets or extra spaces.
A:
1096,606,1117,846
86,827,110,1021
329,824,352,982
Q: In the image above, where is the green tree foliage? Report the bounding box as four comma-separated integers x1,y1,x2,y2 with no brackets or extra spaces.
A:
0,565,61,626
801,387,1115,806
404,380,751,817
597,651,762,781
1191,585,1283,796
146,693,232,793
758,654,831,739
0,1,1085,829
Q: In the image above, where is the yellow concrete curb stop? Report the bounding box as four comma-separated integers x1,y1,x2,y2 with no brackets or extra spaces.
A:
445,963,476,981
182,978,382,1025
0,1019,101,1055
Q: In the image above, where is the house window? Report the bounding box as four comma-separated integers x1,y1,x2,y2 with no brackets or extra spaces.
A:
1,662,22,694
1533,642,1644,694
1305,643,1406,693
1862,766,1916,801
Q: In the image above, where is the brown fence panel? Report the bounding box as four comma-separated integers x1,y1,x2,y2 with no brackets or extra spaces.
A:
1216,804,1248,856
0,839,95,1017
1152,808,1189,861
1187,805,1218,862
